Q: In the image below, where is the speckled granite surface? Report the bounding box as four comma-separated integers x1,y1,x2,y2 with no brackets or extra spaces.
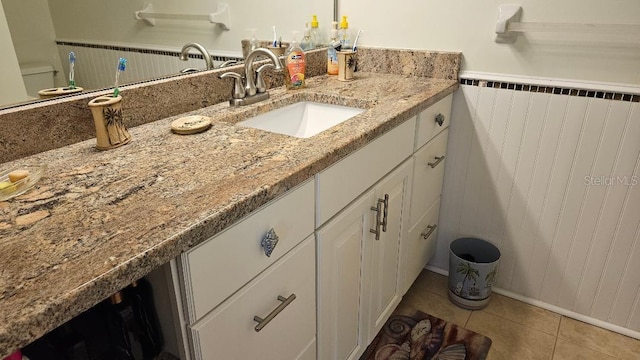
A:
0,48,460,356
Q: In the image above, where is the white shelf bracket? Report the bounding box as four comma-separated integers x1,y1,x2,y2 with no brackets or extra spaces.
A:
134,3,156,26
209,3,230,31
495,4,522,43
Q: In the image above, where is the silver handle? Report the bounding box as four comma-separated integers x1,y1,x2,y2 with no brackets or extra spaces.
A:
370,195,389,239
421,224,438,239
435,113,445,126
381,194,389,232
428,155,445,168
253,294,296,332
370,199,383,240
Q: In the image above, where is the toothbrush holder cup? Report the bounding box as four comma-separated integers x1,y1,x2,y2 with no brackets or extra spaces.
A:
337,50,356,81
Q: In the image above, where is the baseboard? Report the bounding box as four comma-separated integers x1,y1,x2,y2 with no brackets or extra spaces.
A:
424,265,640,340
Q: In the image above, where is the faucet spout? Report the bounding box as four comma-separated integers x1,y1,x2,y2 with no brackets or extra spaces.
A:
244,48,283,96
179,42,214,70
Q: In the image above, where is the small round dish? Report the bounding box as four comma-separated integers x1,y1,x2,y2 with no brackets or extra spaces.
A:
171,115,212,135
0,165,46,202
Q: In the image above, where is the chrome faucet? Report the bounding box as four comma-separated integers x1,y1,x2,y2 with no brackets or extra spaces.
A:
179,42,214,70
219,48,283,107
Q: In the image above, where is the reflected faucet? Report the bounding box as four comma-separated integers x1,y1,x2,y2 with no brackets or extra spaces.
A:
179,42,214,70
219,48,283,107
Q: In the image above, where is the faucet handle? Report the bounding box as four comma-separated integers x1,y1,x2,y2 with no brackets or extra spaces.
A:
220,72,246,99
255,63,274,94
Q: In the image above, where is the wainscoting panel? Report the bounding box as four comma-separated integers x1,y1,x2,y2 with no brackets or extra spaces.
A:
433,74,640,332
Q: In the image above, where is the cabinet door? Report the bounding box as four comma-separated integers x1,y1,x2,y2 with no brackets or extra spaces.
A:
362,160,412,342
190,236,316,360
317,190,376,360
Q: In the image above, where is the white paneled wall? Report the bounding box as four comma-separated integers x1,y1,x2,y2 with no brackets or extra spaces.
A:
433,75,640,332
56,44,230,90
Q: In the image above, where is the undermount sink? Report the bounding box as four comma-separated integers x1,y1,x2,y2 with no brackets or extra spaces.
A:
237,101,366,138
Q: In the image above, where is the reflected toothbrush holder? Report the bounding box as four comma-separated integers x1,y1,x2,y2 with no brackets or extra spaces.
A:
88,95,131,150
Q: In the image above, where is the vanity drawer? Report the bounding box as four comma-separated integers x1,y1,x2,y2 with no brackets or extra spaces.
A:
181,179,314,323
414,94,452,150
316,117,416,226
404,198,441,293
189,236,316,360
409,129,448,228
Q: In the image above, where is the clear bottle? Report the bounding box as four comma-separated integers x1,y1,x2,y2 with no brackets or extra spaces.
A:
300,24,314,51
248,28,259,52
339,15,351,49
310,15,320,47
284,32,306,90
327,22,339,75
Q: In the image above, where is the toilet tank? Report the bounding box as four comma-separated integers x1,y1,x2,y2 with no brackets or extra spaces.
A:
20,63,55,98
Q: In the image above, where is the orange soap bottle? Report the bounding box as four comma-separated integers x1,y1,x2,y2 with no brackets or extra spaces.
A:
285,32,306,90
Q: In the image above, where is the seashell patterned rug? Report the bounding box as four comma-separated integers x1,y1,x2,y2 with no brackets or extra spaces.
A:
361,308,492,360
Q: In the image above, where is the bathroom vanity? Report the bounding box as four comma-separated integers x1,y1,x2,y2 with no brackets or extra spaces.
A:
0,48,459,359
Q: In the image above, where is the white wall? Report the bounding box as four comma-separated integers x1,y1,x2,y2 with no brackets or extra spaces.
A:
2,0,65,87
48,0,333,56
340,0,640,85
0,2,28,105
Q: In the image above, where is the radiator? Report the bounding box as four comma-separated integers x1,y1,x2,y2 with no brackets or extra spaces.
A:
434,72,640,332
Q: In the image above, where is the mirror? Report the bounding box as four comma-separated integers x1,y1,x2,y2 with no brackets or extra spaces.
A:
0,0,334,109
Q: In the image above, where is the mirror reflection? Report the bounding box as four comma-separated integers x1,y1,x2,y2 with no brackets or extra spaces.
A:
0,0,333,109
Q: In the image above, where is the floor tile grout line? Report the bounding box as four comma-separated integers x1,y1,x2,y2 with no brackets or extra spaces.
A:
551,335,559,360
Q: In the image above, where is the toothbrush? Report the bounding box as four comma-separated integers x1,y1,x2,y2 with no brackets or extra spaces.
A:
113,58,127,97
68,52,76,89
352,29,363,52
272,26,278,47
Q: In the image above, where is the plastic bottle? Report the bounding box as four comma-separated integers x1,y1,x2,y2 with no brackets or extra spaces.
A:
300,24,314,51
310,15,320,47
339,15,351,48
248,28,259,52
284,32,306,90
327,22,339,75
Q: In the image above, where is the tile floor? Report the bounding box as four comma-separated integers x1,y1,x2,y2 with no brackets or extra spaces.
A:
397,270,640,360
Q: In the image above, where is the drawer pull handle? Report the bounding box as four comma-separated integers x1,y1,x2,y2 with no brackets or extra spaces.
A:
428,155,445,168
435,113,445,126
370,195,388,240
253,294,296,332
260,228,279,257
421,224,438,239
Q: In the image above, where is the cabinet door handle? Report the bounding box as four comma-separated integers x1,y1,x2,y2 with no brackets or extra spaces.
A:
435,113,445,126
370,195,389,239
421,224,438,239
260,228,279,257
381,194,389,232
428,155,445,168
370,196,385,241
253,294,296,332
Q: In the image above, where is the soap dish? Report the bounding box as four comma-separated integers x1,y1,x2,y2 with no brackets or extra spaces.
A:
0,164,46,202
171,115,212,135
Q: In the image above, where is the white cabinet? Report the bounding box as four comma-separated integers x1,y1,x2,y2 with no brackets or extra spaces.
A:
189,236,316,360
316,189,375,360
362,161,412,342
177,179,316,360
316,119,415,360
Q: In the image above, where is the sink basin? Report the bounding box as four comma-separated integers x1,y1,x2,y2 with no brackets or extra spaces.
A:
237,101,365,138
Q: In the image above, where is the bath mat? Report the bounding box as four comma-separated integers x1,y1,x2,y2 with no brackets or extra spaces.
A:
361,309,492,360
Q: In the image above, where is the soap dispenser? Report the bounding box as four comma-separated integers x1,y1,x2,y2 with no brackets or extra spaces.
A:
327,22,339,75
339,15,351,48
284,32,306,90
310,15,321,47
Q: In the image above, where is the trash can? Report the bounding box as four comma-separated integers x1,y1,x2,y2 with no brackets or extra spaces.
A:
448,237,501,310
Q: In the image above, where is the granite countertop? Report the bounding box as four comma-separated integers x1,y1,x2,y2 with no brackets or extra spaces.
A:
0,72,457,356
